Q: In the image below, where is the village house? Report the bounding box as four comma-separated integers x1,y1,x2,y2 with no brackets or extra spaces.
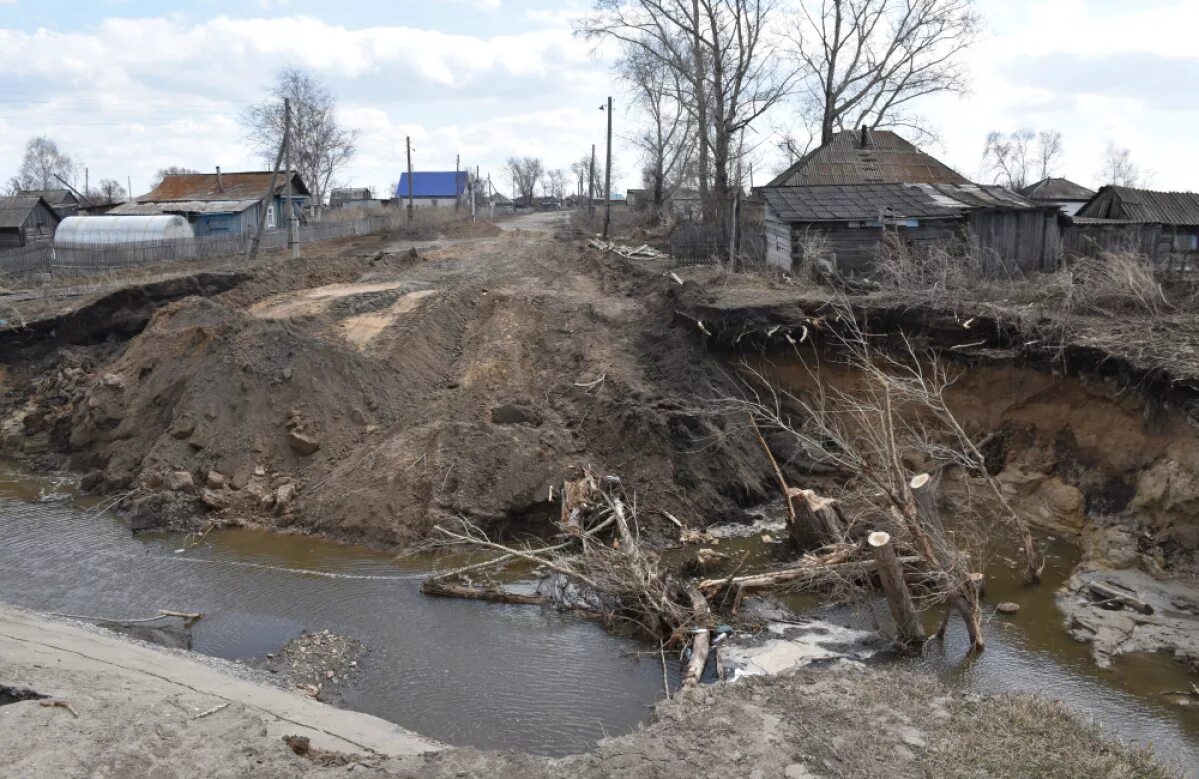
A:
0,196,60,250
760,128,1061,274
1018,177,1096,216
1065,185,1199,271
109,170,308,236
393,171,471,209
329,187,380,209
17,188,80,218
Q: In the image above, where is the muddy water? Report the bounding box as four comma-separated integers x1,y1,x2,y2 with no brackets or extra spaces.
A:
0,466,671,756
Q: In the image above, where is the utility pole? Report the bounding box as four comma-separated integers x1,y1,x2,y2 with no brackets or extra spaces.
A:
588,144,596,218
406,136,414,224
84,167,89,200
455,154,460,212
488,173,494,220
602,96,613,241
127,176,133,203
249,102,287,260
285,97,298,258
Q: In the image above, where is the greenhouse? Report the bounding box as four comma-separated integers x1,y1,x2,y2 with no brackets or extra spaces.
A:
55,215,195,246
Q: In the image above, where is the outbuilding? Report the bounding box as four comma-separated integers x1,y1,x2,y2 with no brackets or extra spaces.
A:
1019,178,1095,216
0,196,60,250
1065,185,1199,270
762,183,1060,275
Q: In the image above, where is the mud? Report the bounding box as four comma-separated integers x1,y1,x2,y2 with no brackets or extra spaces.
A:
0,216,777,549
248,630,363,704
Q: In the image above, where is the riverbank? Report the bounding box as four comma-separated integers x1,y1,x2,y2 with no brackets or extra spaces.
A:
0,604,1175,778
0,605,440,777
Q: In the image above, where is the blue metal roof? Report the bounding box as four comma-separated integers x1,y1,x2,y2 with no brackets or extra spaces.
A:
394,171,468,198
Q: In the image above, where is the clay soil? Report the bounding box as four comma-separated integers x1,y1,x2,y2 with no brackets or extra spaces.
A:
0,214,777,547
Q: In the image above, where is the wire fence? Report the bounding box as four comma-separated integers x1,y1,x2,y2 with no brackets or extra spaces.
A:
0,214,394,280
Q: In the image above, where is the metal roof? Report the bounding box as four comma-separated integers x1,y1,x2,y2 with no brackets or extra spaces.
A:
17,189,78,206
1019,177,1095,201
761,183,1043,223
110,199,260,216
394,171,468,199
138,171,309,202
0,196,57,229
765,129,970,187
1077,185,1199,226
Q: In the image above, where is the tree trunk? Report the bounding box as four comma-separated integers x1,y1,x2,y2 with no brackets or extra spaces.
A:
868,531,925,651
789,488,846,550
690,0,710,220
421,580,551,606
680,586,711,690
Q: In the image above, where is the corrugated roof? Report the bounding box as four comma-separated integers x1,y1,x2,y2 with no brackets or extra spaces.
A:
0,196,57,229
1077,185,1199,226
1019,177,1095,201
394,171,468,199
17,189,77,206
109,199,260,216
765,129,970,187
138,171,309,202
762,183,1042,223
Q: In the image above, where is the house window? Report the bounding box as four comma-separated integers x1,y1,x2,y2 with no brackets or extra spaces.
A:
267,204,276,230
1174,232,1198,251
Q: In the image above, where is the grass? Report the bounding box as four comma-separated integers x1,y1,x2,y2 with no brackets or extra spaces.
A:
919,694,1177,778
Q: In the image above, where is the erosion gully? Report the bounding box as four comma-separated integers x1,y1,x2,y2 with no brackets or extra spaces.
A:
2,345,1199,764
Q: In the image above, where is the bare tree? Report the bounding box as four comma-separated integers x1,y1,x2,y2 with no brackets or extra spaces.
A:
579,1,795,222
1097,142,1142,188
10,136,78,192
91,179,127,204
242,66,357,205
982,129,1063,190
621,42,697,217
507,157,544,206
545,169,568,200
151,166,200,188
790,0,980,145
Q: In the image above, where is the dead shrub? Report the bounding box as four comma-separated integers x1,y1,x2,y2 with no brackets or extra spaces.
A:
1071,249,1170,315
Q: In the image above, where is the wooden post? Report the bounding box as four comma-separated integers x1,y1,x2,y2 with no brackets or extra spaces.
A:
248,113,286,260
284,98,298,259
602,96,613,240
589,144,596,217
868,531,925,651
406,136,414,225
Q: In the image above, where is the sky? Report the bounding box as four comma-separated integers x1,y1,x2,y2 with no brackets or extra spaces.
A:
1,0,1197,199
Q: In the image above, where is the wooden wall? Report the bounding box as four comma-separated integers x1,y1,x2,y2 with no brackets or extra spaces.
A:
968,210,1061,273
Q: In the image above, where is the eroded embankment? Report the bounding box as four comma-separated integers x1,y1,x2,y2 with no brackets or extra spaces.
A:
0,234,778,548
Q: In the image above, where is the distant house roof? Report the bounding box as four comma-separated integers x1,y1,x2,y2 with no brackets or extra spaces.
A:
762,183,1041,223
110,199,260,216
1019,177,1095,201
17,189,78,207
394,172,468,199
0,196,60,229
1076,185,1199,226
137,171,309,202
330,187,372,202
766,129,970,187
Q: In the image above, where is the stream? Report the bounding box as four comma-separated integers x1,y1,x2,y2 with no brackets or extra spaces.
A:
0,463,1196,768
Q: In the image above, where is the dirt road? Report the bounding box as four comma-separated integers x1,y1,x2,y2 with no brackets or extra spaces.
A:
7,212,773,547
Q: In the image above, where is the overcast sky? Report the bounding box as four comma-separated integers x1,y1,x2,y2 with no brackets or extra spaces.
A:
1,0,1196,198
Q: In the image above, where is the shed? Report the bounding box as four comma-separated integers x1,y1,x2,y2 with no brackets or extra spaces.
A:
17,189,80,218
0,196,61,250
55,215,194,246
762,183,1059,275
330,187,376,208
1066,186,1199,269
394,172,470,209
1018,178,1095,216
110,171,308,236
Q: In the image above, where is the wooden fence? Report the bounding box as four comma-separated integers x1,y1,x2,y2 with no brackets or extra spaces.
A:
0,215,393,280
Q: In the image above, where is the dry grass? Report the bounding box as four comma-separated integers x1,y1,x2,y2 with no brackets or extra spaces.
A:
919,694,1177,778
